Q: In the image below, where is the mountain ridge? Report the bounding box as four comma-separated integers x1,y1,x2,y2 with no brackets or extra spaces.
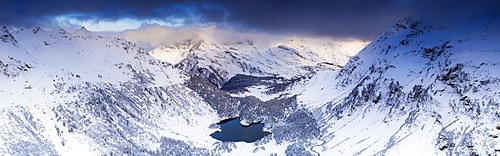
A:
148,37,368,87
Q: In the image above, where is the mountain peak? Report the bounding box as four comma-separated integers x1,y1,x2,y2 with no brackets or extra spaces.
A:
76,26,90,34
72,26,94,40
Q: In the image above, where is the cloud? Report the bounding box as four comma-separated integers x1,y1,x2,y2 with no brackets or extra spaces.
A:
102,23,369,53
412,0,500,28
102,24,214,50
102,24,290,50
215,0,500,40
1,0,220,29
1,0,499,40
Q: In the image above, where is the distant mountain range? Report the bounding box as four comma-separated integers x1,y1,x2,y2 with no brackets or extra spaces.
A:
148,36,367,87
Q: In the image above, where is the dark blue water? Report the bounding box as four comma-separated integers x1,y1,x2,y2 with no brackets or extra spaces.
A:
210,118,271,143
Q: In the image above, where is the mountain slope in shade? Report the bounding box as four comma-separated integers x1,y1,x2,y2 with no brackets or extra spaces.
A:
148,37,368,87
280,15,500,155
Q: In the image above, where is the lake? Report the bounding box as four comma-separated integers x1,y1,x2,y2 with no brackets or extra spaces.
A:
210,118,271,143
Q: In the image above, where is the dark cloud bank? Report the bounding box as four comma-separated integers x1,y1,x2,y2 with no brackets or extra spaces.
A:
1,0,499,40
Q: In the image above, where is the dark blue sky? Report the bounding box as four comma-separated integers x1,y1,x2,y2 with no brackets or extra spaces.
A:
1,0,498,40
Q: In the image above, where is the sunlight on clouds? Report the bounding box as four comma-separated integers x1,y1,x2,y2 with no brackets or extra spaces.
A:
52,14,184,32
102,24,218,50
100,24,369,51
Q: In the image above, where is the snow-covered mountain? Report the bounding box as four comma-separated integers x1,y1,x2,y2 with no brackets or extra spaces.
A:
148,37,367,87
1,13,499,156
277,15,500,155
0,26,222,155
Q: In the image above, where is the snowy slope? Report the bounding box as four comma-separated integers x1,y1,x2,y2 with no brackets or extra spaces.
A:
285,15,500,155
0,26,221,155
148,38,368,87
